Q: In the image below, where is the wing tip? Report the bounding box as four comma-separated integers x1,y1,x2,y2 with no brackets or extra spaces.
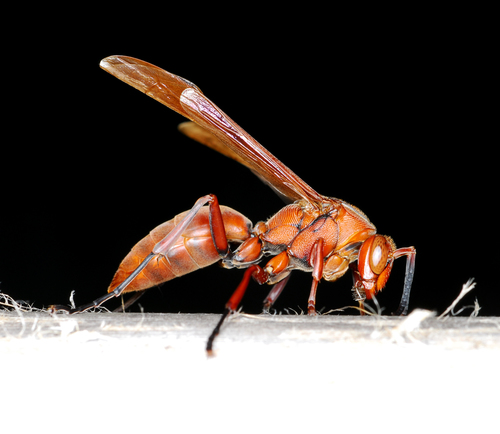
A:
100,55,139,72
100,55,120,71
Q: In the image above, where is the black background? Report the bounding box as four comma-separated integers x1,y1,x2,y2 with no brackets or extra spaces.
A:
1,8,495,316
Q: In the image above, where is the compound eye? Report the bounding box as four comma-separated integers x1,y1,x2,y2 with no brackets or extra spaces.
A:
369,235,389,275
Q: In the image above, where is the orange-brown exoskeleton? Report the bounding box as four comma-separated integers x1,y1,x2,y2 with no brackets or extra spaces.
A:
51,56,416,354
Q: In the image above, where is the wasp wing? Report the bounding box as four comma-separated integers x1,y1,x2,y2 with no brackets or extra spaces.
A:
178,121,295,204
100,55,323,204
